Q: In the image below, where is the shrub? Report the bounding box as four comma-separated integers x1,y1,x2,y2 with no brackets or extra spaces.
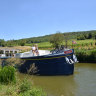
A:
75,49,96,63
0,59,2,66
19,79,47,96
19,79,31,93
0,66,16,84
29,88,47,96
19,88,47,96
4,58,24,68
89,50,96,62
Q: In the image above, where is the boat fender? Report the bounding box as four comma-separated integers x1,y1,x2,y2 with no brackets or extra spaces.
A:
73,54,78,63
65,57,72,64
69,59,74,64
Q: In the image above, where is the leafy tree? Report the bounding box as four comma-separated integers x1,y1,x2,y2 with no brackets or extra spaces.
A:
19,39,26,46
50,32,64,48
88,33,92,39
64,34,70,48
77,35,85,40
84,34,88,39
6,40,14,47
92,32,96,40
0,39,5,47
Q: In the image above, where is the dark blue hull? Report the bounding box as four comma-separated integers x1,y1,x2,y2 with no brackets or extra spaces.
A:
20,50,74,75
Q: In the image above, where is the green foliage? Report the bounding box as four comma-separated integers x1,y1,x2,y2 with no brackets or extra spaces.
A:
0,39,5,47
0,66,16,84
19,79,46,96
0,59,2,67
77,32,95,40
75,49,96,63
19,87,47,96
77,35,86,40
0,30,96,47
92,32,96,40
88,33,92,39
0,68,47,96
29,88,46,96
19,39,26,46
50,32,64,48
4,58,24,68
19,79,31,93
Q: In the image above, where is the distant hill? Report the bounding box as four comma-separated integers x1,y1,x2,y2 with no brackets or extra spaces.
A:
23,30,96,43
0,30,96,47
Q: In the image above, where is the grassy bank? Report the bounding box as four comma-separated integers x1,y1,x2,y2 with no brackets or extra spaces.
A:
0,66,47,96
75,49,96,63
0,79,46,96
25,39,96,49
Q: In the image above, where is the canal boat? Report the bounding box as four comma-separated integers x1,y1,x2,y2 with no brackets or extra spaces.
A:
16,49,78,75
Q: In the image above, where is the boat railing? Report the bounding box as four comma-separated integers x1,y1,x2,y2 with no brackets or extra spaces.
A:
15,50,51,58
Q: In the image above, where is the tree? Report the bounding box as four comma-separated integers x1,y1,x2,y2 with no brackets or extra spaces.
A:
64,34,70,48
77,35,85,40
6,40,14,47
92,32,96,40
50,32,64,48
92,32,96,45
0,39,5,47
88,33,92,39
19,40,26,46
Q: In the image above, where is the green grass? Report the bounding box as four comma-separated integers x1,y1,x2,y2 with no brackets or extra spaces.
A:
75,49,96,63
0,79,47,96
25,39,96,50
25,42,51,48
0,66,16,84
0,69,47,96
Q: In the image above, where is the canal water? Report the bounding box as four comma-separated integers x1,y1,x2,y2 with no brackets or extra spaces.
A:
18,63,96,96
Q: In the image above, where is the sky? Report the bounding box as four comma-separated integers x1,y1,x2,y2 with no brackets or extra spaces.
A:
0,0,96,40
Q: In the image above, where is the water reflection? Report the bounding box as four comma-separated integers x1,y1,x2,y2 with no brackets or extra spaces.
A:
32,75,77,96
18,63,96,96
74,63,96,96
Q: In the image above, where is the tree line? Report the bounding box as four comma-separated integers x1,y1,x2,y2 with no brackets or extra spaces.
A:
77,32,96,40
0,30,96,47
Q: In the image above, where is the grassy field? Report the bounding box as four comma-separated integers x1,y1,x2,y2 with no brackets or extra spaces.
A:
1,39,95,52
3,39,95,51
25,39,96,50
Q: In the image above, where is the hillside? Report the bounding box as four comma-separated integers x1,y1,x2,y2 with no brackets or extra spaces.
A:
0,30,96,47
20,30,96,43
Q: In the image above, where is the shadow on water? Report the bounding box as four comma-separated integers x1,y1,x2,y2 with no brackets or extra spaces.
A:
18,63,96,96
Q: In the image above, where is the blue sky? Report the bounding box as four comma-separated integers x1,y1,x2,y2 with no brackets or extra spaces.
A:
0,0,96,40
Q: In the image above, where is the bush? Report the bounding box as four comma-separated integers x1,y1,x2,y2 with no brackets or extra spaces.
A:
0,59,2,66
89,50,96,62
75,49,96,63
29,88,47,96
0,66,16,84
19,88,47,96
76,50,88,62
19,79,31,93
19,79,46,96
4,58,24,68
